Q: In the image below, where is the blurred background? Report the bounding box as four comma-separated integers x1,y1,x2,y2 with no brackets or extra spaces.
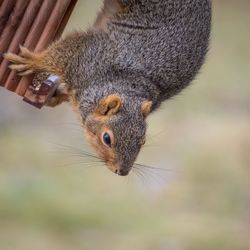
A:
0,1,250,249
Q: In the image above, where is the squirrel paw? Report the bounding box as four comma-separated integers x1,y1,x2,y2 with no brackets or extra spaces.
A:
46,83,69,108
4,46,44,76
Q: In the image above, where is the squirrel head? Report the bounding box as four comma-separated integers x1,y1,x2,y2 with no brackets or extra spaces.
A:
83,94,152,176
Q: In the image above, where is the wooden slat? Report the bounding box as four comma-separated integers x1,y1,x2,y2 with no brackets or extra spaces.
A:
0,0,16,35
5,0,56,91
0,0,43,89
36,0,74,51
0,0,77,107
16,0,74,96
22,0,78,107
54,0,78,40
0,0,31,87
0,0,29,64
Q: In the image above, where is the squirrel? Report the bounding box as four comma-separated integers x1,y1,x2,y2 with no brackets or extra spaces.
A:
4,0,212,176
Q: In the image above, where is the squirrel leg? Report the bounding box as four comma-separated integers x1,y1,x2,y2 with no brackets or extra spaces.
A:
46,82,69,107
31,72,69,108
4,45,62,77
5,46,68,107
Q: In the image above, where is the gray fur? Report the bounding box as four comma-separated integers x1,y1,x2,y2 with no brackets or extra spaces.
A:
66,0,211,174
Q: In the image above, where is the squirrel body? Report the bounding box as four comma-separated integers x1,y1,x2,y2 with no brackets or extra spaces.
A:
5,0,211,176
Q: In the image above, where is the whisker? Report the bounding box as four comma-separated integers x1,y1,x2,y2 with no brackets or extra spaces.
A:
132,167,146,185
133,164,171,185
49,142,103,161
134,163,173,172
135,167,165,186
51,150,103,164
67,152,104,161
67,157,104,164
60,161,103,168
48,141,106,172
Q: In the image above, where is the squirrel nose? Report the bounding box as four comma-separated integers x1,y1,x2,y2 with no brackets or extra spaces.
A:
116,169,129,176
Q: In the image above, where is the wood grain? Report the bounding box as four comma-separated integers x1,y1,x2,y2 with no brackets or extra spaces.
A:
16,0,73,96
5,0,56,92
1,0,43,91
0,0,77,106
0,0,29,63
0,0,16,35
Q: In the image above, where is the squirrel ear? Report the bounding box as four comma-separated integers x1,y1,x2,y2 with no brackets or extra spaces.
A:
141,100,152,117
97,95,122,116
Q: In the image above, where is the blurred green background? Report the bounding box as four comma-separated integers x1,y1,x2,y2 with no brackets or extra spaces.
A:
0,1,250,250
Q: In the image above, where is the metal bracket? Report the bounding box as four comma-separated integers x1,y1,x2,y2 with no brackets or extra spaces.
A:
23,75,61,109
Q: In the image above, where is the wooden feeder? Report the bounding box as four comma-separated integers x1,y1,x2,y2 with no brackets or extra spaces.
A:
0,0,78,108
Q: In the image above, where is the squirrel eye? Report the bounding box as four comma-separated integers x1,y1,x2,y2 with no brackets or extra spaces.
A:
103,132,112,147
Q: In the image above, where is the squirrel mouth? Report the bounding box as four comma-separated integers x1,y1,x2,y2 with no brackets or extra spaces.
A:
116,169,129,176
106,161,130,176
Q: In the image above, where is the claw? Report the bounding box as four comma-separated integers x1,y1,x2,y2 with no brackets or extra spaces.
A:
56,83,68,95
19,45,34,58
4,53,26,64
46,83,69,107
9,64,29,71
4,48,35,76
18,69,34,76
4,47,47,77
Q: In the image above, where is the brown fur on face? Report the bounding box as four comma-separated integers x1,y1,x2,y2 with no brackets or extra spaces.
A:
84,117,118,174
84,95,123,174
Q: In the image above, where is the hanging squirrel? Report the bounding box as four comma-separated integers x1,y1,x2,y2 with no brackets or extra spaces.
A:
4,0,212,176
